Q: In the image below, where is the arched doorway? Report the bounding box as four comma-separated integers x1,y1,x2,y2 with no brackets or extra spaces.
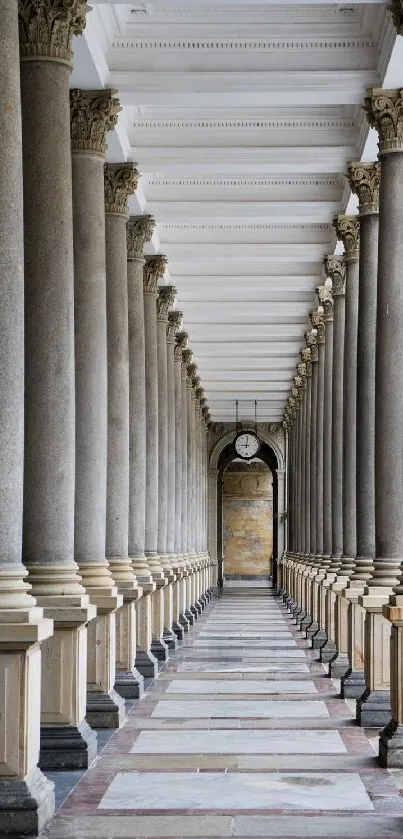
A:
215,440,279,588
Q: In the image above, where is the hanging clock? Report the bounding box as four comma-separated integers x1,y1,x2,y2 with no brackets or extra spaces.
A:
234,431,261,460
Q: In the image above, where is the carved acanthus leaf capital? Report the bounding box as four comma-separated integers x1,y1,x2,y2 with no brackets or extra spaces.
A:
157,286,177,322
182,348,193,368
70,89,121,156
364,88,403,154
389,0,403,34
347,162,380,216
316,284,334,321
324,255,346,297
175,330,188,359
104,164,139,216
143,255,167,293
309,308,324,336
333,214,360,261
19,0,89,64
168,310,183,344
127,215,155,260
305,329,318,362
291,386,299,400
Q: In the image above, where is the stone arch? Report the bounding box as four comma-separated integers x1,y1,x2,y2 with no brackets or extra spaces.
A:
209,425,285,472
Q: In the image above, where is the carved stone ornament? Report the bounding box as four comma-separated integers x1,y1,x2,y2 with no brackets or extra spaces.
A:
104,164,139,216
333,214,360,261
168,310,183,344
305,329,318,362
300,347,311,364
19,0,89,64
317,284,334,321
70,89,121,156
324,255,346,297
156,286,177,321
309,308,324,332
389,0,403,35
143,255,167,293
347,162,380,216
127,215,155,260
182,348,193,369
175,330,188,360
364,88,403,154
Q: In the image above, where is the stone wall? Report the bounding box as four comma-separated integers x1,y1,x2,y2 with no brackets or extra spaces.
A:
223,460,273,578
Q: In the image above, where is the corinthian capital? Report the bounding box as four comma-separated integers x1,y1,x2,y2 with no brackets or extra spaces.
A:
324,255,346,297
389,0,403,34
157,286,177,322
316,282,334,321
305,328,318,362
127,215,155,260
309,308,325,342
291,386,299,400
143,255,167,293
104,164,139,217
347,162,380,216
19,0,89,64
333,215,360,261
168,310,183,343
70,89,121,156
364,88,403,154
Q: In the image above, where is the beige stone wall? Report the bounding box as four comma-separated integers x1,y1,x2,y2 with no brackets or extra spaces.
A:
223,461,273,577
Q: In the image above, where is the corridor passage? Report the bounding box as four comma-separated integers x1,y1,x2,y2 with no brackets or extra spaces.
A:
42,587,403,839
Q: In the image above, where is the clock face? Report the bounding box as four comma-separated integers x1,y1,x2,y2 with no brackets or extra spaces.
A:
234,432,260,460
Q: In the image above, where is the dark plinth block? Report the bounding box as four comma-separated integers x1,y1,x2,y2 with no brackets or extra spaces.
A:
320,638,337,663
39,720,97,770
311,628,327,649
172,620,184,640
341,669,366,699
356,688,392,728
163,629,178,650
114,667,144,699
0,767,55,837
86,689,126,729
329,653,350,679
135,649,158,679
379,720,403,767
151,638,169,661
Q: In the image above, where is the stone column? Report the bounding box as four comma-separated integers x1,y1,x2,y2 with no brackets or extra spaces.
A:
178,335,192,627
143,256,169,661
359,89,403,754
126,216,158,679
320,256,346,663
297,349,311,624
341,164,379,699
183,352,198,619
71,89,125,729
306,313,323,637
20,1,97,773
156,286,178,650
330,215,360,679
103,164,144,701
170,313,186,640
301,330,318,632
0,2,54,831
312,282,334,650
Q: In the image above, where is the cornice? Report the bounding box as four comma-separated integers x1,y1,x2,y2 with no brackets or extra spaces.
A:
161,223,331,232
134,118,355,131
147,177,342,189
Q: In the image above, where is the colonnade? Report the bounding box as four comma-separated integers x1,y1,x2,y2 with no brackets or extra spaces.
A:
0,2,215,834
280,85,403,769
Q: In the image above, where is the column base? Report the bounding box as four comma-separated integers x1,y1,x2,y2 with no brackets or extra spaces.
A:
340,669,366,699
185,609,195,625
306,620,319,640
190,603,200,618
356,689,391,728
135,650,158,679
151,638,169,661
39,720,97,771
329,653,350,679
163,629,178,650
299,613,312,632
292,605,304,619
179,612,191,631
86,689,126,729
379,720,403,767
114,668,145,700
320,638,337,662
172,620,184,640
0,766,55,837
311,628,327,649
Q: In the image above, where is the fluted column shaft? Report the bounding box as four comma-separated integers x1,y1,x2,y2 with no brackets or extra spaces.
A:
361,90,403,754
126,217,158,680
104,166,144,700
310,352,318,558
20,4,95,771
341,165,379,700
0,2,53,826
71,89,124,728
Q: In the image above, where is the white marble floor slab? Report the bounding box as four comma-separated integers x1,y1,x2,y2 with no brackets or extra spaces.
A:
165,680,317,694
193,639,297,648
131,729,346,755
152,700,329,718
181,649,306,658
199,633,293,638
177,662,311,673
99,771,372,811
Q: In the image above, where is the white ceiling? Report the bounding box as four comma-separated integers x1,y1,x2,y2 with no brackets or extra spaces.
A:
71,1,399,421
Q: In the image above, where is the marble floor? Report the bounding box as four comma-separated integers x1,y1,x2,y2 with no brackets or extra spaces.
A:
41,585,403,839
